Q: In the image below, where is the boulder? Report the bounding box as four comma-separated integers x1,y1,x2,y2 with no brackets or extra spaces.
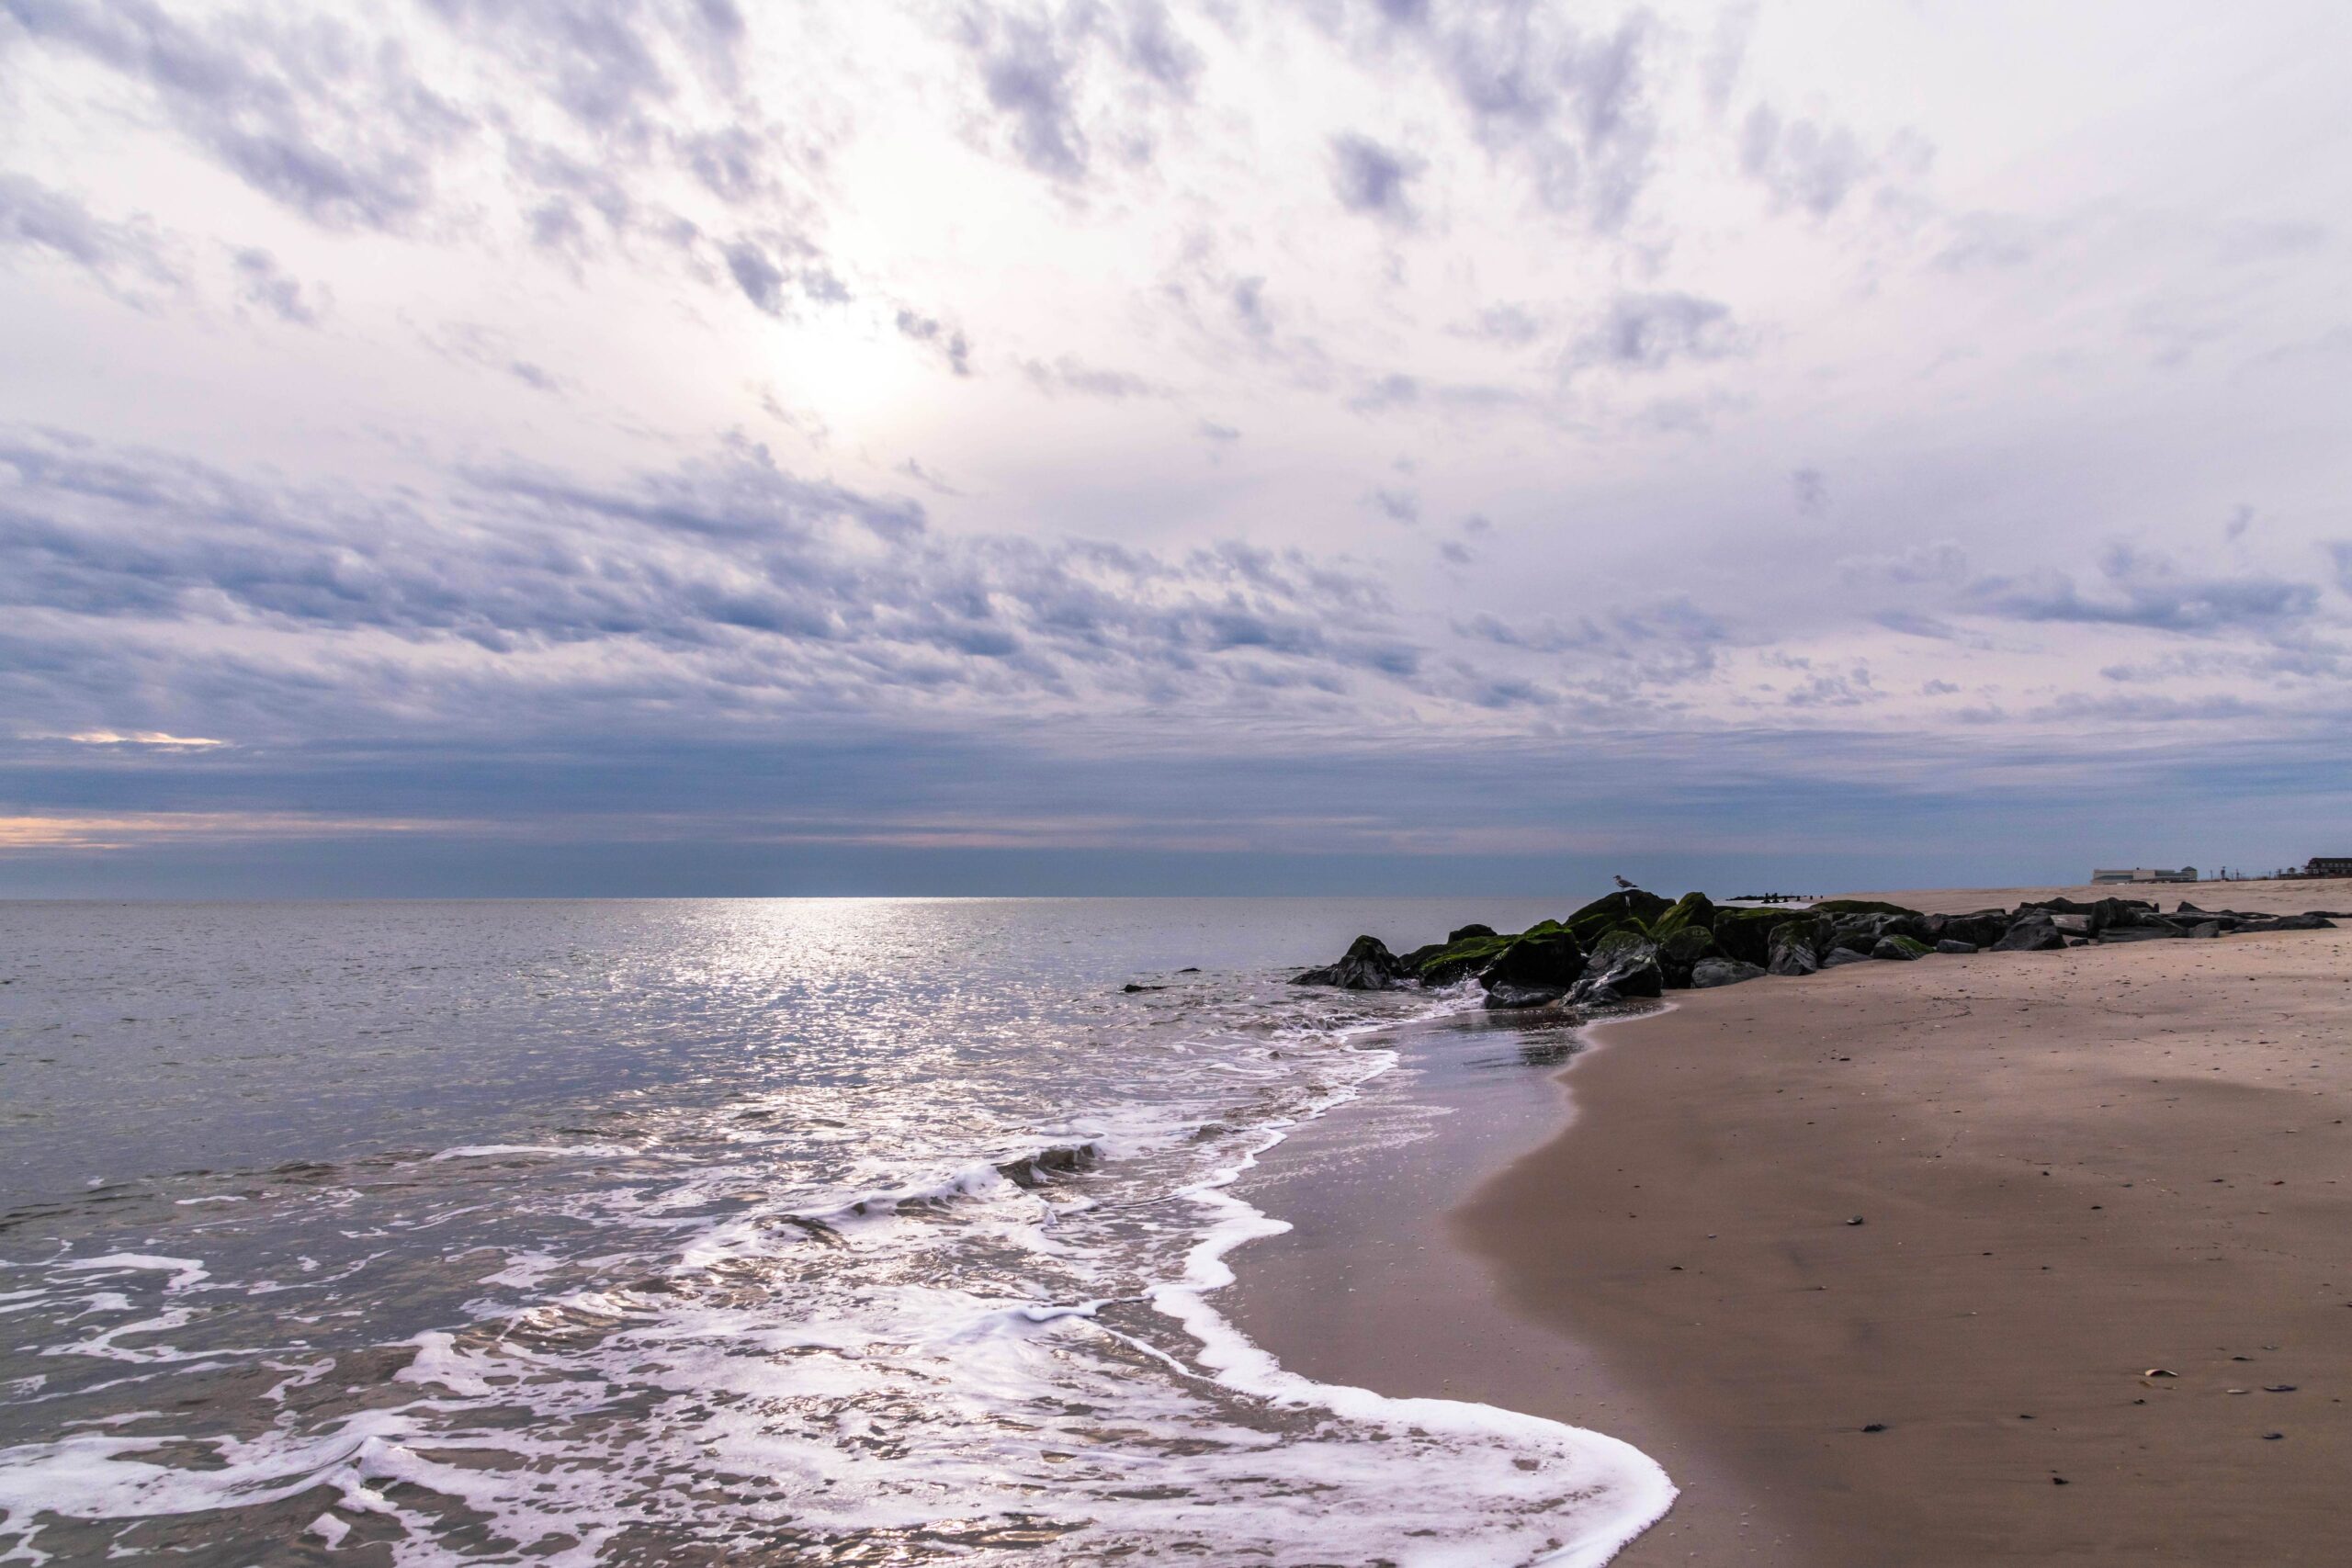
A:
1651,891,1719,941
1690,956,1768,987
1766,915,1834,976
1809,898,1926,919
1564,888,1674,944
1991,919,2066,953
1483,981,1568,1010
1476,926,1588,1006
2186,921,2222,939
1409,929,1517,987
1291,934,1408,989
1938,910,2012,949
1934,939,1979,954
1657,924,1719,988
2095,925,2183,943
1570,930,1664,1004
1871,934,1931,961
1821,948,1873,967
1712,907,1807,966
1447,923,1498,943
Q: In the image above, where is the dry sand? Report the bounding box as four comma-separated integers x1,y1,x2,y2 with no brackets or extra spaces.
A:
1233,887,2352,1566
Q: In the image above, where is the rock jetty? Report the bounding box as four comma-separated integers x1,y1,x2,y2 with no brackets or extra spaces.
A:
1290,892,2344,1010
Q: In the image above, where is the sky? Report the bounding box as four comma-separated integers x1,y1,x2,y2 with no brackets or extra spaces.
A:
1,0,2348,897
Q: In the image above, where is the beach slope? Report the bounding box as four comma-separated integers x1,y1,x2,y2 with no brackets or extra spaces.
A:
1461,919,2352,1565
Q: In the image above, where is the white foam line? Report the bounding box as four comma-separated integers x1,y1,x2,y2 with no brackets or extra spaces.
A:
1149,988,1679,1566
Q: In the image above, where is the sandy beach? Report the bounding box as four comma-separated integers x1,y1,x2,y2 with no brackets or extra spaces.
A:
1234,880,2352,1565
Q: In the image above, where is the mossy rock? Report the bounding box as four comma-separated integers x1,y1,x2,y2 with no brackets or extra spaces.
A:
1809,898,1925,919
1565,889,1672,944
1711,907,1810,966
1411,931,1516,987
1657,924,1718,987
1872,934,1932,961
1476,926,1588,998
1650,892,1718,941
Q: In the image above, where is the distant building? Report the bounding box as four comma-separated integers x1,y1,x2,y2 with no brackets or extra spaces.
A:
2306,857,2352,878
2090,866,2199,885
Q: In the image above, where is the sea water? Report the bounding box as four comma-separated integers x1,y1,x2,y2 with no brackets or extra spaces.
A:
0,898,1670,1565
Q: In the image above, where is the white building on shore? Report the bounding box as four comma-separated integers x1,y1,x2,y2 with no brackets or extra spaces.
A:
2090,866,2199,885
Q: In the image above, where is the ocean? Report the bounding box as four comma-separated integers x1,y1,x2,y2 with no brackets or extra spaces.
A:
0,898,1669,1565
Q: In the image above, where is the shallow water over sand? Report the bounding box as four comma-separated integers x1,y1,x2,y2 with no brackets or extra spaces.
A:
0,898,1668,1565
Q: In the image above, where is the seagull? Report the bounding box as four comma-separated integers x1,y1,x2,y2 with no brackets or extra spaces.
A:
1613,874,1638,890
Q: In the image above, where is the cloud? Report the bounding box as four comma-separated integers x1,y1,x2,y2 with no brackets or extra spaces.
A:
958,6,1088,180
723,239,787,313
0,172,175,284
1979,544,2323,633
0,424,1450,742
1791,467,1826,516
1023,355,1164,399
1567,292,1742,373
5,0,468,231
894,308,973,376
1376,5,1658,225
230,247,322,324
1329,131,1422,223
1739,106,1874,218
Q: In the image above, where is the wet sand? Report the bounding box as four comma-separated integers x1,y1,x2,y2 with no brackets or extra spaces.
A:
1232,885,2352,1565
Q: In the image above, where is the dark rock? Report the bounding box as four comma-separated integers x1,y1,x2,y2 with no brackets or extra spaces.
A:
1571,930,1664,1003
1767,916,1833,976
1483,982,1568,1010
2049,913,2094,937
1934,939,1979,954
2239,912,2335,932
1810,898,1925,919
1121,983,1168,992
1409,929,1517,987
1657,925,1719,988
2186,921,2222,939
1939,910,2013,949
1476,925,1588,1005
1291,934,1408,989
1446,923,1498,944
1822,948,1874,967
1691,956,1768,987
1564,888,1674,943
997,1142,1102,1188
1871,934,1931,961
1992,919,2067,953
1651,891,1719,941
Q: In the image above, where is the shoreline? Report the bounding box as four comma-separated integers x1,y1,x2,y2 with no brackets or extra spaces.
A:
1237,884,2352,1564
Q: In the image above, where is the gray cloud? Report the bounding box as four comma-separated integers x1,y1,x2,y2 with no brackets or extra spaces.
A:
723,240,786,313
1022,355,1164,399
1362,3,1657,225
4,0,468,231
0,425,1444,739
230,247,322,324
1329,131,1422,223
1980,544,2323,633
894,309,974,377
1567,291,1742,372
959,7,1087,180
0,171,175,283
1740,105,1874,218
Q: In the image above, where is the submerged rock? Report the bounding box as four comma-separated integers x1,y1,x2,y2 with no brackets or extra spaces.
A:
1290,934,1408,989
1690,956,1767,987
